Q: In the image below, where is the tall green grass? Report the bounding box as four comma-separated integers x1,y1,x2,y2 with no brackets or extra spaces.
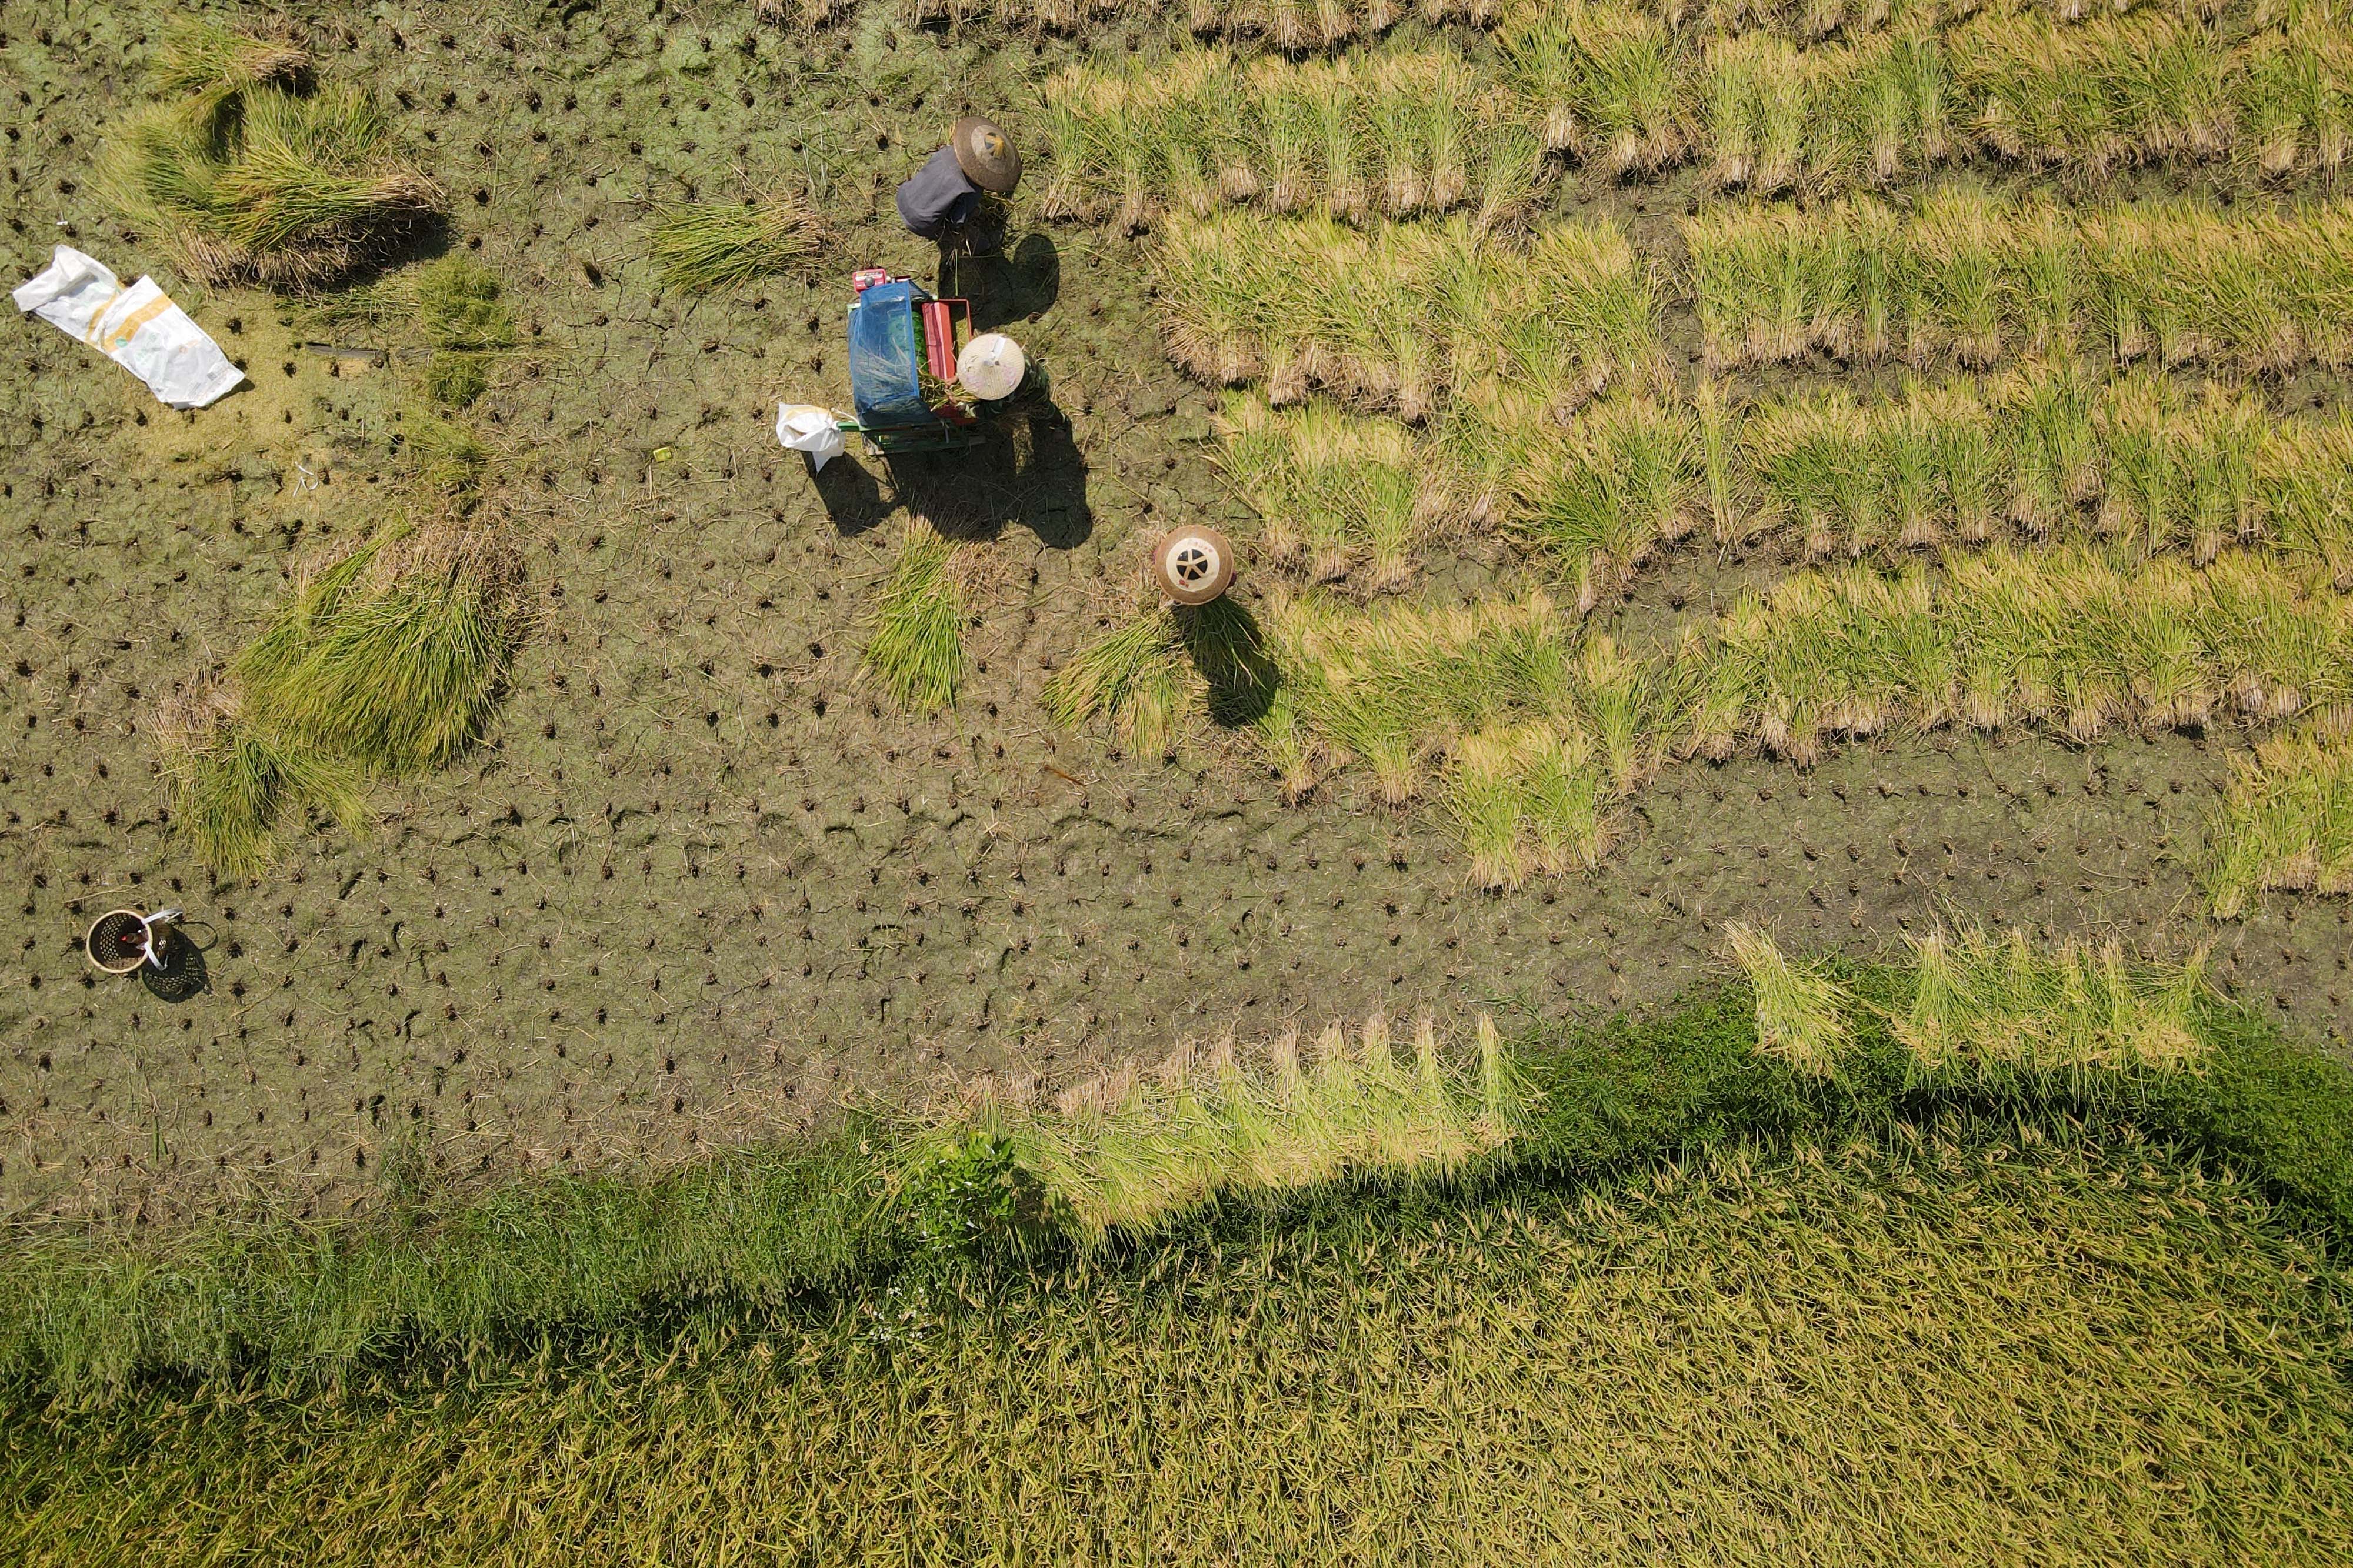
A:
101,27,441,288
8,1129,2349,1562
648,194,828,291
863,528,965,713
5,948,2349,1410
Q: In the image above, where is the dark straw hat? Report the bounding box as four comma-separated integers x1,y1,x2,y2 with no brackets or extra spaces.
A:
950,116,1022,195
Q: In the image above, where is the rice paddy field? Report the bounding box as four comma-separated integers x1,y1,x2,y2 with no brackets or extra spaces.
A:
6,0,2353,1557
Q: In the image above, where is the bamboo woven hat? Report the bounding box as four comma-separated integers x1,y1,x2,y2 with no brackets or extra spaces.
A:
950,116,1022,194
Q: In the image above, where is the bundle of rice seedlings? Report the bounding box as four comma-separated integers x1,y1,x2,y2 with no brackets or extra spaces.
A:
102,72,442,289
2202,726,2353,918
1518,398,1697,609
1741,392,1880,556
152,685,367,880
1701,32,1821,192
1218,393,1435,591
414,253,515,352
1723,922,1851,1079
400,408,492,507
918,1011,1521,1241
2264,415,2353,589
1711,563,1944,760
237,521,527,776
1153,211,1661,420
412,256,516,408
2238,19,2353,180
1687,192,2353,375
148,18,311,102
1892,924,2210,1082
2191,553,2353,726
1955,12,2232,174
1501,1,1688,174
1044,46,1527,230
1681,201,1822,369
649,195,826,291
864,528,967,715
1046,611,1192,758
1448,721,1612,886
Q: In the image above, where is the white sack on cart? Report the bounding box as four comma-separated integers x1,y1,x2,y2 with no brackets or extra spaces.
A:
776,402,846,471
13,245,245,410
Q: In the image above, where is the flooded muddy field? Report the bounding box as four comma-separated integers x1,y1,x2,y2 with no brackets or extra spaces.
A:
3,1,2346,1221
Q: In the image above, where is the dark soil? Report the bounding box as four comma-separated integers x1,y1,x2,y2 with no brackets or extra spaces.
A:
4,3,2347,1222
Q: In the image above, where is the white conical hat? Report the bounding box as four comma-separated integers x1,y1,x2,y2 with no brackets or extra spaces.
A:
958,333,1026,401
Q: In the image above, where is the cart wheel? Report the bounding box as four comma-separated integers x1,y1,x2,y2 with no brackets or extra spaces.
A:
85,910,154,976
1152,525,1235,606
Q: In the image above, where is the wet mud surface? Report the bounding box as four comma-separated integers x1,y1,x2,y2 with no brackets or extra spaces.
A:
3,3,2347,1220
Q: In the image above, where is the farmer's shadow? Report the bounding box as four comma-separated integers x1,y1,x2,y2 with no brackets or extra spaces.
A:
954,232,1059,331
808,451,891,536
1177,597,1278,727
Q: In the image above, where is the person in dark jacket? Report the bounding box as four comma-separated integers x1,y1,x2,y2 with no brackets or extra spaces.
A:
896,116,1021,253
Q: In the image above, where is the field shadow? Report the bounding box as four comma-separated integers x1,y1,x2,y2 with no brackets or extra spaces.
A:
951,232,1060,331
810,396,1093,549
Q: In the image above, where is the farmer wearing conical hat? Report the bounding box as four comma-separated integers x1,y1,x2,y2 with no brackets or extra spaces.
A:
895,115,1021,256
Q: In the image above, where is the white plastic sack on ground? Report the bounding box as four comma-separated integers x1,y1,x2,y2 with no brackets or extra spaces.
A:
776,402,846,471
12,246,244,410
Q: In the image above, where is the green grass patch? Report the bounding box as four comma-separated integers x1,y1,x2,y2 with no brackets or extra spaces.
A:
5,932,2352,1408
6,1127,2349,1562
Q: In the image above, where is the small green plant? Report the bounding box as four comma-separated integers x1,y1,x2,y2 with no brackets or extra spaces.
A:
421,352,489,408
900,1133,1071,1268
408,253,515,408
864,528,965,713
650,195,828,291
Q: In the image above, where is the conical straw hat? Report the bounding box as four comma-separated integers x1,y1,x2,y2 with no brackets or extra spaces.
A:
951,116,1022,194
